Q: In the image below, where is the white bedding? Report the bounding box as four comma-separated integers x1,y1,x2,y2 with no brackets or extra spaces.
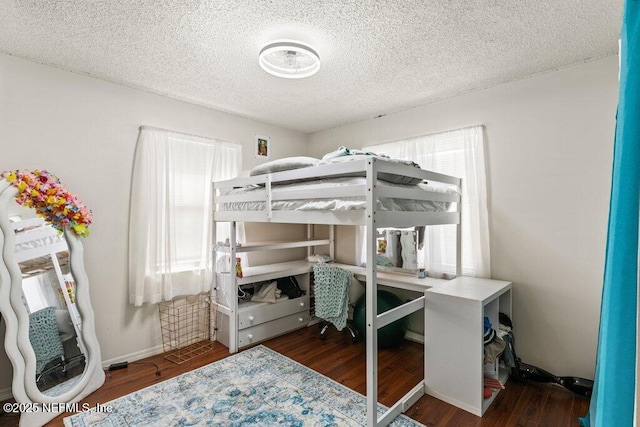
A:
221,177,457,212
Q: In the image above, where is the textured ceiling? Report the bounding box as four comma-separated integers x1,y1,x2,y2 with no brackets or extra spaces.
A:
0,1,623,134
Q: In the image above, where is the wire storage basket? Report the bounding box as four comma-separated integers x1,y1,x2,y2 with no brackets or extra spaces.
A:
159,293,214,364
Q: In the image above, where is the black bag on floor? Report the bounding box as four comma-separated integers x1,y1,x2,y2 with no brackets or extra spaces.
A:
501,312,594,397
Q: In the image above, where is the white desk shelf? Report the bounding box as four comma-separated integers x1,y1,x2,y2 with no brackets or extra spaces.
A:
332,263,447,292
234,260,313,285
216,239,331,253
424,276,512,416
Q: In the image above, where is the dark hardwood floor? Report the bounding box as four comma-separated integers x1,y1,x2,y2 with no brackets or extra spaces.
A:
0,325,589,426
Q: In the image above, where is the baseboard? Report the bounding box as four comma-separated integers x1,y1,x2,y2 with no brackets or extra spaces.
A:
0,346,165,402
0,386,12,401
101,344,165,369
404,330,424,344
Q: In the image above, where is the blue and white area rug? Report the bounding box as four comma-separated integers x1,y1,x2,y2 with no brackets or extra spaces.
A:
64,345,424,426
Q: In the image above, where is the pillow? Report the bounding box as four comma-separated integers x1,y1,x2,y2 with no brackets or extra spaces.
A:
326,155,424,185
249,156,325,176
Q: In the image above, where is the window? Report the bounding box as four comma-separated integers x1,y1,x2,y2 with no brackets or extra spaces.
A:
128,127,242,305
360,125,490,278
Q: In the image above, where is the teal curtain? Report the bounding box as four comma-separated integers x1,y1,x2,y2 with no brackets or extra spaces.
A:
580,2,639,426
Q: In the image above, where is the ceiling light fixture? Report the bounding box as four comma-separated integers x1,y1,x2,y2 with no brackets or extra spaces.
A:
259,40,320,79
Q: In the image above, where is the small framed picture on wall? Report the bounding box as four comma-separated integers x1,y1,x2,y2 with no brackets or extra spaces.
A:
255,135,270,159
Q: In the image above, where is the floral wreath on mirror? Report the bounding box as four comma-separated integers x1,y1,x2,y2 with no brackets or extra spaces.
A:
1,169,92,237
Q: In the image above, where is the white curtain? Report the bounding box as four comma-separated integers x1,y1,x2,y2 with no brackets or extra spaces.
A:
129,127,242,306
361,125,490,278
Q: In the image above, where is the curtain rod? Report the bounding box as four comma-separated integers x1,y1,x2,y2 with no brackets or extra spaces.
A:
139,125,239,147
139,125,219,141
382,124,484,146
363,124,484,150
429,123,484,135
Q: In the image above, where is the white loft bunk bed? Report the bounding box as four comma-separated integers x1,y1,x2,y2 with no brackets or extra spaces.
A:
212,156,462,427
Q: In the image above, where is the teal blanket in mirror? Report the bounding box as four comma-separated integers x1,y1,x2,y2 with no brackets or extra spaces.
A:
28,306,64,374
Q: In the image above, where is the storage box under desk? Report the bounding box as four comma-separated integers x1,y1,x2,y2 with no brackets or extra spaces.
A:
238,296,310,329
215,295,310,349
238,311,310,347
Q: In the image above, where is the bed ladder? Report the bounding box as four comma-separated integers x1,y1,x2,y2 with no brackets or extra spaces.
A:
363,158,421,427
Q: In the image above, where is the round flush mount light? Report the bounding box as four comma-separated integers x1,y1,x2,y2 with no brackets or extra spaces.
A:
259,40,320,79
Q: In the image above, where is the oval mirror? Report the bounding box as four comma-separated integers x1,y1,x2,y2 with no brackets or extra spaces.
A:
13,212,87,396
0,173,104,426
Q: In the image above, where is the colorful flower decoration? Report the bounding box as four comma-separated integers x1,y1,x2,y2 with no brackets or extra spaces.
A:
1,170,92,237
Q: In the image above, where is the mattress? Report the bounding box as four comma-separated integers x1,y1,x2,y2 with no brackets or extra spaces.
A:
220,177,457,212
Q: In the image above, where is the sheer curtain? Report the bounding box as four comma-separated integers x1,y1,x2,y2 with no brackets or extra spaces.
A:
360,125,490,278
129,127,242,306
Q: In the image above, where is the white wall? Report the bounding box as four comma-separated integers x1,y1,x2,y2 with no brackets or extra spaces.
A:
308,56,618,379
0,52,617,393
0,53,307,395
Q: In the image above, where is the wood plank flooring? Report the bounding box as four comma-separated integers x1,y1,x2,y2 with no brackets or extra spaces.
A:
0,325,589,426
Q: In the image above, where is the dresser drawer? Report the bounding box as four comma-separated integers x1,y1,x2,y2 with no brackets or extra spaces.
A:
239,311,310,348
238,296,309,330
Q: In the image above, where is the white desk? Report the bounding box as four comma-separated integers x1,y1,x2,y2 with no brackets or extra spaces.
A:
332,263,447,292
424,276,513,416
